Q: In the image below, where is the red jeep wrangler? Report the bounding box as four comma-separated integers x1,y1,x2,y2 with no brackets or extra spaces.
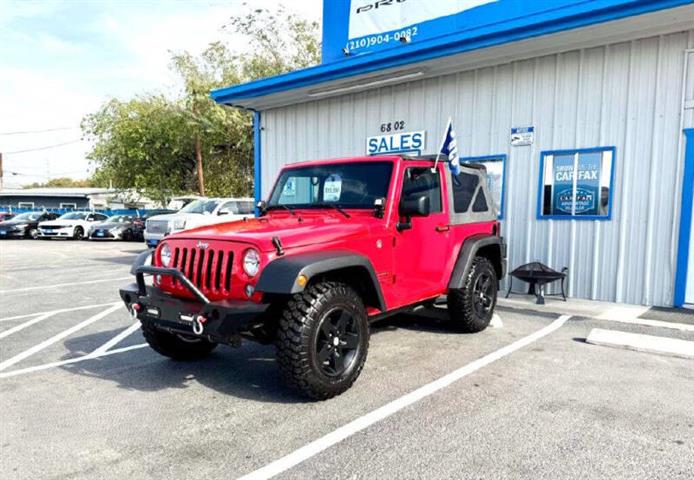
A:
120,155,506,399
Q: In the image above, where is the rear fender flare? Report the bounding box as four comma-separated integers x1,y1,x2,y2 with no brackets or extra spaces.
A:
448,235,506,290
255,251,386,312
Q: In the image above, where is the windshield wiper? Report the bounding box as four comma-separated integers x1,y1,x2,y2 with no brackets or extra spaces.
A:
318,203,350,218
267,204,297,216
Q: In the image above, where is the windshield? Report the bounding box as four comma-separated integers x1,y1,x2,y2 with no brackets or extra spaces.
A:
12,212,41,221
59,212,88,220
221,201,254,215
268,162,393,209
179,199,219,214
106,215,132,223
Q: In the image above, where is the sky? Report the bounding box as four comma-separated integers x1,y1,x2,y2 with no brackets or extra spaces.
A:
0,0,322,189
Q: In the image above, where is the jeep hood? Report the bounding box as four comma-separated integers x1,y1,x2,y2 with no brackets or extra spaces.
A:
172,214,374,252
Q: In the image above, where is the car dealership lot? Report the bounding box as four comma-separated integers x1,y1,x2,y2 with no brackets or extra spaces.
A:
1,241,692,480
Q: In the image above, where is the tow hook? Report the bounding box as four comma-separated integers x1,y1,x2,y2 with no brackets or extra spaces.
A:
130,303,141,320
193,314,207,335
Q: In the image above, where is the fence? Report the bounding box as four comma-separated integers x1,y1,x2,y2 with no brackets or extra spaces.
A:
0,206,156,217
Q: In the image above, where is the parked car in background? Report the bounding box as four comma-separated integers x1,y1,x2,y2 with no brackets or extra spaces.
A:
132,209,176,241
38,211,108,240
144,197,254,248
88,214,137,241
0,211,59,239
0,212,15,222
167,196,201,211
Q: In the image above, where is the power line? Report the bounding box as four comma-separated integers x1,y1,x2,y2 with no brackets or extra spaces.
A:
0,126,80,136
3,139,83,155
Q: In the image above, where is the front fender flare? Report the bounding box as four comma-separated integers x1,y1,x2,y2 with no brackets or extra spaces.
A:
130,250,153,276
255,251,386,311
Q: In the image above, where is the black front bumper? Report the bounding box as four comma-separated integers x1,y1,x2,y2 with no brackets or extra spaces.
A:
120,266,269,343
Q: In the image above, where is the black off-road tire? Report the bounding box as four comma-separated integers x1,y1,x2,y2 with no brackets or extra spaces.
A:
276,281,369,400
448,256,498,333
141,322,217,361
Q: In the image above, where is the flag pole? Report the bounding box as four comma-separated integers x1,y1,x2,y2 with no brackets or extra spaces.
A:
432,117,452,172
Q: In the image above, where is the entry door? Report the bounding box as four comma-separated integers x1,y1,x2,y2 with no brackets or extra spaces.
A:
392,165,451,305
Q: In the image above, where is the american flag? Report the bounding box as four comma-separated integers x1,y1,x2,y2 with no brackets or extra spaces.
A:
437,118,460,175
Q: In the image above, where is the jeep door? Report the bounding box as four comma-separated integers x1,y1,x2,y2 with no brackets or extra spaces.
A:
391,163,451,305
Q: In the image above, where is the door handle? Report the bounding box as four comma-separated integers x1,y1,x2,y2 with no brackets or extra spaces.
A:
435,225,450,232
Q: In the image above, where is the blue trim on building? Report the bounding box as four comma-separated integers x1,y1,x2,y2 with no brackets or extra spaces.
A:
674,129,694,307
211,0,693,105
461,154,507,220
537,146,617,221
253,111,262,217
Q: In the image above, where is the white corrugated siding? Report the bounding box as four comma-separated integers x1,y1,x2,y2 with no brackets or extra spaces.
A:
260,30,694,307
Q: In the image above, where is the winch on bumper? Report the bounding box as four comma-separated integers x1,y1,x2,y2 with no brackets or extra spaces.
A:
119,265,269,343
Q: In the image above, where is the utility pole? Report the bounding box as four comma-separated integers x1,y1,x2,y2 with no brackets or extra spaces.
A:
0,152,4,190
195,134,205,196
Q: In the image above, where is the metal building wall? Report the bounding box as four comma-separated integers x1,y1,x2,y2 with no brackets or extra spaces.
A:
260,29,694,307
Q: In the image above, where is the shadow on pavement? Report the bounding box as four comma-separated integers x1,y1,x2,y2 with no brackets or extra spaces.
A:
58,310,453,404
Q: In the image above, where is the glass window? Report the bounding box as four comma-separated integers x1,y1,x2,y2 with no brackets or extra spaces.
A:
179,199,219,214
452,172,479,213
59,212,88,220
269,162,393,209
462,156,506,219
539,148,614,219
401,168,442,213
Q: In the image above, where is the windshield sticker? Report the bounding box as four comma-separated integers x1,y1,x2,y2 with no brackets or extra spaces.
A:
324,174,342,202
282,178,297,197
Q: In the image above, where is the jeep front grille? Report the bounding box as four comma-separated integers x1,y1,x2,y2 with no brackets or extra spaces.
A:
172,246,234,294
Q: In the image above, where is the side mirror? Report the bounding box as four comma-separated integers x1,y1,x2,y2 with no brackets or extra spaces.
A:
399,195,431,217
218,208,231,216
257,200,268,216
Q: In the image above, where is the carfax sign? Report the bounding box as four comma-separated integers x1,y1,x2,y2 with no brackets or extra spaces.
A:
552,153,601,216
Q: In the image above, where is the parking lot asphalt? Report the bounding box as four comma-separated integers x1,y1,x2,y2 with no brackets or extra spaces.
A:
1,240,693,480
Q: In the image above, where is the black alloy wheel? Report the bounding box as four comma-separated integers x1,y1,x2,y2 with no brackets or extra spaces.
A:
276,281,370,400
447,256,498,333
315,307,361,377
73,226,84,240
28,228,39,239
472,271,495,318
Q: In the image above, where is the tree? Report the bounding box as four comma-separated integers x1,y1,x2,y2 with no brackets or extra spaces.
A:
23,177,95,189
82,6,321,203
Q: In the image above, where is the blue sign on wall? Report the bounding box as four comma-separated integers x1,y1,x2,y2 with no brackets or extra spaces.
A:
321,0,679,64
551,153,601,216
367,130,425,155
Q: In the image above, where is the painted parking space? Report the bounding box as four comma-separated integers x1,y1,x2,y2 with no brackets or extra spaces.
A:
1,240,693,480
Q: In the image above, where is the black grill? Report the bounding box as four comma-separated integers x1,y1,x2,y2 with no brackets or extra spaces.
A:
172,246,234,294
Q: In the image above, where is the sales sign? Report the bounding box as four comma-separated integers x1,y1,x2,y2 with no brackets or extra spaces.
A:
367,130,425,155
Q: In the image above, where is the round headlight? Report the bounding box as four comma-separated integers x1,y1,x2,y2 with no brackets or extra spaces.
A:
243,249,260,277
160,243,172,267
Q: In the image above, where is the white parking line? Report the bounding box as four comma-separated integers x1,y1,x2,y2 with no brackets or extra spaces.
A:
0,343,149,379
91,321,141,356
0,277,131,294
237,315,571,480
0,304,122,372
0,302,122,323
0,312,56,340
